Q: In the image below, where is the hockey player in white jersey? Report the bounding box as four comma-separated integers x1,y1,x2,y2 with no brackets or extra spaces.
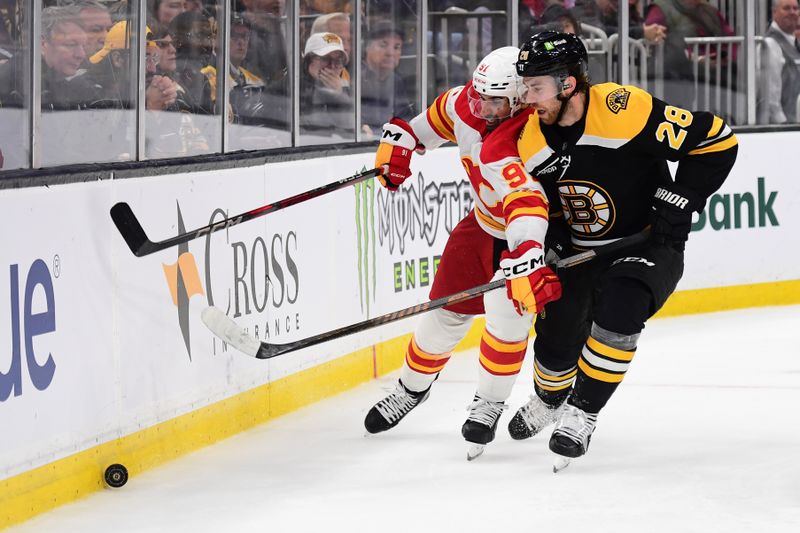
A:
363,46,561,459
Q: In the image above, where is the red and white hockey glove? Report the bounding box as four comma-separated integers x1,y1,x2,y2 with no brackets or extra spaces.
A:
500,240,562,315
374,117,423,191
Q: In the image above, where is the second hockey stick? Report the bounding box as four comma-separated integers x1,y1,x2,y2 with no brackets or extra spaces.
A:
111,167,384,257
201,230,650,360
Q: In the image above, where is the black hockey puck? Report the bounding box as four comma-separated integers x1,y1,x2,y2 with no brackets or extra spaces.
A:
104,464,128,488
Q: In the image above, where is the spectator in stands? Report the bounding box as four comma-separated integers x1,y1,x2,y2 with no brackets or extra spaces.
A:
144,36,179,111
169,11,214,114
302,0,349,16
201,14,269,123
74,1,114,60
85,19,141,108
523,4,581,41
300,31,353,136
573,0,666,43
644,0,735,109
151,0,186,27
759,0,800,123
0,9,11,49
311,12,352,61
184,0,204,13
795,13,800,41
150,27,196,112
361,20,415,137
241,0,289,88
146,25,209,157
40,5,101,110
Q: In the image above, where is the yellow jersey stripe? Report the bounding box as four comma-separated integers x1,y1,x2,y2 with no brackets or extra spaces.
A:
502,189,546,210
707,115,724,138
506,206,549,222
427,105,457,143
475,208,505,231
439,91,455,131
688,134,738,155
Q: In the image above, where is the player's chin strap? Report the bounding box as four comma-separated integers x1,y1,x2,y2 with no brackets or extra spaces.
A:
554,76,587,124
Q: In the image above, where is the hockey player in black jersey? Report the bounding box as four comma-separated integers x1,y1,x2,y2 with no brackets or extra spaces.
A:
479,31,738,468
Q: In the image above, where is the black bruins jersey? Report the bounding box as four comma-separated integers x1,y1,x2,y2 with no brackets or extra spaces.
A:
513,82,738,248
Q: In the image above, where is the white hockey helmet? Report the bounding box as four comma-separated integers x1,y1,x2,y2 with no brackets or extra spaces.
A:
468,46,522,122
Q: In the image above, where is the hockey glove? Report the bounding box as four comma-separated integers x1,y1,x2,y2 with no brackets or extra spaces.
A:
544,218,574,264
650,183,703,251
374,117,423,191
500,240,562,316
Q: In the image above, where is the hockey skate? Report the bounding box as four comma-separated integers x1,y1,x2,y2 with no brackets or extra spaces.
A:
364,380,431,434
549,403,598,472
462,395,508,461
507,394,565,440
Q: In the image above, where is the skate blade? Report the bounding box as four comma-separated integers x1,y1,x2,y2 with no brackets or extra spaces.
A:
552,455,571,473
466,444,485,461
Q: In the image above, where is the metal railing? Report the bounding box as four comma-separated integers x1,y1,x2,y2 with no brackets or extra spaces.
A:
685,36,743,124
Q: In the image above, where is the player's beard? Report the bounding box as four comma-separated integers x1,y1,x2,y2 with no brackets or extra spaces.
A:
533,102,560,125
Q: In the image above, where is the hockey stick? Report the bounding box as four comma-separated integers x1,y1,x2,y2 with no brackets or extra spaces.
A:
110,167,384,257
201,230,650,360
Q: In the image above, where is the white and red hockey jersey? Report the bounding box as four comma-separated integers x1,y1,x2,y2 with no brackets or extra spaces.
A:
408,82,549,250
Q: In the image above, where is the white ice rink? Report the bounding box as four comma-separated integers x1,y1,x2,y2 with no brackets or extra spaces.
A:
8,306,800,533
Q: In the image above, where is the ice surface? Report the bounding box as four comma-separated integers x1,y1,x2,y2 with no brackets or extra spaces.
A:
8,306,800,532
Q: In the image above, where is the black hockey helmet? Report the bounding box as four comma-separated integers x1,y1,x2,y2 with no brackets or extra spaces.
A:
516,30,588,82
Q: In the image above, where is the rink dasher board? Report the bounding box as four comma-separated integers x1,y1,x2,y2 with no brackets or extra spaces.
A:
0,132,798,528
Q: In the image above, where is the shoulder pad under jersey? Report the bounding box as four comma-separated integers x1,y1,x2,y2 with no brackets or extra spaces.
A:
581,83,653,148
480,108,534,164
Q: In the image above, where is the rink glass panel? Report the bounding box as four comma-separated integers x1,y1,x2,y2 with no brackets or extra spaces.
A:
0,0,30,170
0,1,795,175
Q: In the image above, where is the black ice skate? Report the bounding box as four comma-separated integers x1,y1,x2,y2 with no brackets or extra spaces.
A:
462,395,507,460
364,380,431,434
549,404,598,472
507,394,565,440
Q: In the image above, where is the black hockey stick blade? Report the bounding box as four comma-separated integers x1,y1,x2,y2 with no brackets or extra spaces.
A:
201,230,650,360
110,202,152,256
110,167,384,257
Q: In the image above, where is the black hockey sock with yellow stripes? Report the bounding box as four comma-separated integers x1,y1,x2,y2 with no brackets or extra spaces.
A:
533,359,575,407
569,323,640,414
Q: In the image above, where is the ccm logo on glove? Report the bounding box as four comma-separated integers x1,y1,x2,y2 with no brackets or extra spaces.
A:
500,240,562,315
374,117,422,191
501,254,546,277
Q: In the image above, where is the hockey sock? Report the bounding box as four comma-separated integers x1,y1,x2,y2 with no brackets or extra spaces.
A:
476,329,528,402
533,359,575,406
400,336,451,392
570,324,639,413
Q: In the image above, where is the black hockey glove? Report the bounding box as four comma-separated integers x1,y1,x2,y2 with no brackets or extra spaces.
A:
649,183,703,251
544,218,574,264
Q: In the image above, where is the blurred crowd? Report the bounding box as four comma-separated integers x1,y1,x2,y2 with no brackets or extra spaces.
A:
0,1,797,168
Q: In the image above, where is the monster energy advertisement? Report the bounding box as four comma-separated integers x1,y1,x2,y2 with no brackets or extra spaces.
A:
353,158,473,319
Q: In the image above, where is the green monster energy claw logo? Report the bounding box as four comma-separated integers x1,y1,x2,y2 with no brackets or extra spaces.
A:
355,174,377,317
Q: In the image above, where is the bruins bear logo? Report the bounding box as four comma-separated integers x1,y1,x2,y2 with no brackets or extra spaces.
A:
606,87,631,114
